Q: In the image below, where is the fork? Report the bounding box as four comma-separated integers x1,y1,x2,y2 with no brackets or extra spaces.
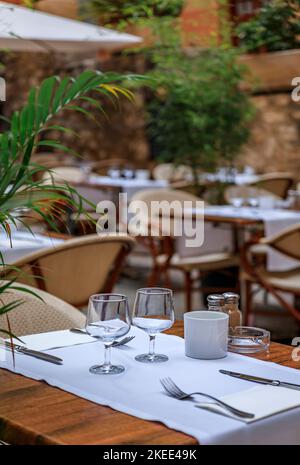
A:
160,377,255,419
111,336,135,347
69,328,135,348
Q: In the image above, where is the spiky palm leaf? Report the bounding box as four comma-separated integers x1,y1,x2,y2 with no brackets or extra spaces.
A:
0,70,147,341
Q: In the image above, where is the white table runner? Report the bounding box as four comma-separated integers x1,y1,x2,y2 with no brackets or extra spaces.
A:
1,327,300,445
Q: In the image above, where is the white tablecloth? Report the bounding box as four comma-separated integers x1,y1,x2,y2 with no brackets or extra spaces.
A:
202,207,300,271
203,173,258,185
0,231,64,264
1,327,300,445
89,175,168,200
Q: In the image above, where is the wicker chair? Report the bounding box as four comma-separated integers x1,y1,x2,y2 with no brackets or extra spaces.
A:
250,172,294,199
152,164,192,183
42,166,87,184
129,188,239,311
241,224,300,325
1,234,135,308
0,282,85,337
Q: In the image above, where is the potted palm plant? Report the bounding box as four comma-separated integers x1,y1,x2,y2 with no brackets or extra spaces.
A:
0,69,144,340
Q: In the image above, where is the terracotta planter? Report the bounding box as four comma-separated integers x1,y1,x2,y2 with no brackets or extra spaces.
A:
36,0,78,20
239,49,300,92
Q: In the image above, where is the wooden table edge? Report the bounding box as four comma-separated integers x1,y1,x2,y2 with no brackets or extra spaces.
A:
0,322,299,445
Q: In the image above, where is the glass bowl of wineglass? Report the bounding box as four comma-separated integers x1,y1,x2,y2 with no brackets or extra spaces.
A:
132,288,175,363
86,294,130,375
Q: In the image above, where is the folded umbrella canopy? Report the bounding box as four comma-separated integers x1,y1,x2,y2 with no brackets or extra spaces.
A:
0,1,142,53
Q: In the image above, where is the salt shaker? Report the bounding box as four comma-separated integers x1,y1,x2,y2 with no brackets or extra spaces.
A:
207,294,225,312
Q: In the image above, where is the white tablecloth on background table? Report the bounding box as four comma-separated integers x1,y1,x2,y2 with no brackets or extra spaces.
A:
202,207,300,271
89,175,168,200
0,231,65,264
2,327,300,445
176,222,233,258
203,173,258,185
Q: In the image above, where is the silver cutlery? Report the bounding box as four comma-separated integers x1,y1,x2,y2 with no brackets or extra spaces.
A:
69,328,135,348
70,327,88,335
111,336,135,347
220,369,300,391
3,341,63,365
160,377,254,419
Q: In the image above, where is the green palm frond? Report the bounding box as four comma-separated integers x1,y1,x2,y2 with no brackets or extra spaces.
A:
0,70,149,340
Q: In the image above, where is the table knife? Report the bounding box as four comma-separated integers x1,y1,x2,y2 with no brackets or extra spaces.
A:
220,369,300,391
3,342,63,365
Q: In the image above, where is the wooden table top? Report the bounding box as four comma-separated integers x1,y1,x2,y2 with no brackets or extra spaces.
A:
204,213,262,227
0,321,299,445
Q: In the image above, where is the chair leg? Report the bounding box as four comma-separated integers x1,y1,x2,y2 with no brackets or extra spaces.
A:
147,266,160,287
163,268,171,289
184,271,192,312
243,279,253,326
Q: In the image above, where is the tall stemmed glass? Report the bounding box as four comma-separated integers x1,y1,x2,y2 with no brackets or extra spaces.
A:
86,294,130,375
132,288,175,363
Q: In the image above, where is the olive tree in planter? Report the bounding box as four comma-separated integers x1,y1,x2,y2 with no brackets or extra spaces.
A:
147,47,255,194
236,0,300,53
236,0,300,92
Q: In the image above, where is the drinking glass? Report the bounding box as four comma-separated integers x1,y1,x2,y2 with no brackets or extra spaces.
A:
86,294,130,375
132,288,175,363
108,167,121,179
230,197,243,209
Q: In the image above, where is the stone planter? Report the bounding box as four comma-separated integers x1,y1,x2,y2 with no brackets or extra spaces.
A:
239,49,300,92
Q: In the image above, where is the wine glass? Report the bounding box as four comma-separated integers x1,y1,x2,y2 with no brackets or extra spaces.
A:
86,294,130,375
229,197,243,209
132,288,175,363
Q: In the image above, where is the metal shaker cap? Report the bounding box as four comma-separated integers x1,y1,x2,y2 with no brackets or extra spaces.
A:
223,292,240,304
207,294,225,308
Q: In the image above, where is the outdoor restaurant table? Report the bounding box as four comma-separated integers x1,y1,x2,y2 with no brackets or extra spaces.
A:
0,231,65,264
87,175,168,200
202,173,258,185
0,321,299,445
199,206,300,269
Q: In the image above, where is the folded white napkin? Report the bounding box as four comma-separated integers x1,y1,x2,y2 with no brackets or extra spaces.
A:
197,384,300,423
14,330,95,351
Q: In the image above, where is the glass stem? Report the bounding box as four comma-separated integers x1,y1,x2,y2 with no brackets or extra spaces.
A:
149,335,156,359
104,344,111,369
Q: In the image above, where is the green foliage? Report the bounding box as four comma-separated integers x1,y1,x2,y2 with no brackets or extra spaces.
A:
147,47,255,181
84,0,254,183
236,0,300,53
0,71,144,231
0,70,146,338
84,0,184,24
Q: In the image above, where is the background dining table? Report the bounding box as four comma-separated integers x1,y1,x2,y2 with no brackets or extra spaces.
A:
0,231,66,264
0,321,299,445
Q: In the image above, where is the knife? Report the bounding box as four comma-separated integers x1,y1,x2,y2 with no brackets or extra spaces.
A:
220,369,300,391
3,342,63,365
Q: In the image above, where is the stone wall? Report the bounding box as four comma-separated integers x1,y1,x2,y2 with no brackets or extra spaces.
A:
1,51,150,166
2,51,300,174
241,93,300,175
